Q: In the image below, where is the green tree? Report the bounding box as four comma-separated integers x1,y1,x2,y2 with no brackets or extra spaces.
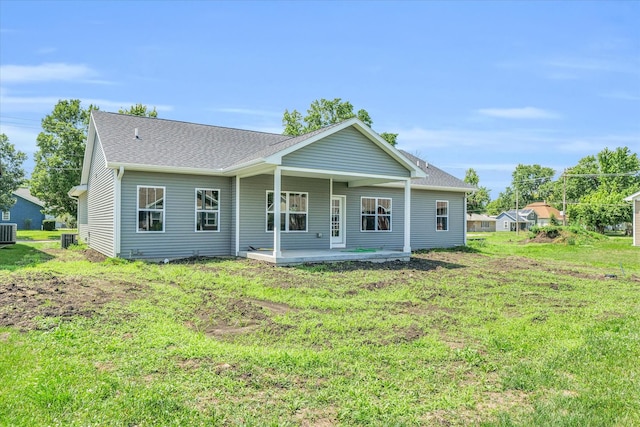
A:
119,103,158,117
566,147,639,231
31,100,97,217
464,168,490,213
283,98,398,146
512,164,556,206
0,134,27,212
485,187,515,215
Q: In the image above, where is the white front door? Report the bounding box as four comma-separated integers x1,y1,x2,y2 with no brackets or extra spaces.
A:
331,196,346,248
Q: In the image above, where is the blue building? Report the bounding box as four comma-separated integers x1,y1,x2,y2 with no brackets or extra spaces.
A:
0,188,46,230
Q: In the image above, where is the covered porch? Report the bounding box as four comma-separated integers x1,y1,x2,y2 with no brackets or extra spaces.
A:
240,247,411,265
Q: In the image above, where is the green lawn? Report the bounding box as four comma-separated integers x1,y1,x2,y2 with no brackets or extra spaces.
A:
0,235,638,425
15,228,78,241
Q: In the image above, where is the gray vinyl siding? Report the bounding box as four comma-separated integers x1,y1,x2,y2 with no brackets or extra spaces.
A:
238,175,330,251
411,190,466,249
332,182,405,250
86,138,116,256
282,127,411,178
78,192,89,242
495,214,512,232
119,171,232,259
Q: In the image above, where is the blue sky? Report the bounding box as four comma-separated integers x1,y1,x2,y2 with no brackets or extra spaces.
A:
1,1,638,197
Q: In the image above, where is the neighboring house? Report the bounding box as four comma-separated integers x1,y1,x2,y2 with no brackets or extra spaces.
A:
624,190,640,246
69,111,474,264
0,188,45,230
495,209,537,232
466,213,496,232
524,201,564,226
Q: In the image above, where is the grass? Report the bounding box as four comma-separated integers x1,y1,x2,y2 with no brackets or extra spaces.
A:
0,234,639,425
15,228,78,241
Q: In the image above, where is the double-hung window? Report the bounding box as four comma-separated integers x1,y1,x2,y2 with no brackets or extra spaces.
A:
436,200,448,231
266,191,308,232
361,197,391,231
195,189,219,232
137,186,165,232
1,211,9,221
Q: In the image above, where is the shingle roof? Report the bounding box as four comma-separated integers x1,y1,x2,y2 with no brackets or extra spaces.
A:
467,213,496,221
13,188,44,207
524,202,564,219
400,151,475,191
91,111,469,190
92,110,292,170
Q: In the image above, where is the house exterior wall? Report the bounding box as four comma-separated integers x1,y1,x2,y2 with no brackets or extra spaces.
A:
238,175,331,251
119,171,233,259
495,214,512,232
0,197,44,230
86,138,117,257
467,220,496,232
77,192,89,242
282,128,411,178
411,190,466,249
333,182,406,250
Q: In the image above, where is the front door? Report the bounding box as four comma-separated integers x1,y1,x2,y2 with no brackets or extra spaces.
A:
331,196,346,248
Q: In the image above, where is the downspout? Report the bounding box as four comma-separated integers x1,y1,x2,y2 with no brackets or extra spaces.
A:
114,166,124,257
463,193,468,245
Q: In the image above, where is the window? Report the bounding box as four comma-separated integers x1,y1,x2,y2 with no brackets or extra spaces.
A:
436,200,448,231
504,221,509,229
195,189,219,232
266,191,308,232
137,186,165,232
481,221,490,228
1,211,9,221
361,197,392,232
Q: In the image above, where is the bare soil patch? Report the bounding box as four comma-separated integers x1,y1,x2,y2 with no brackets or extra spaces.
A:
0,271,145,331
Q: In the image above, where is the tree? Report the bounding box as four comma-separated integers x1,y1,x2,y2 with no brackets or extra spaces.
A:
485,187,515,215
511,164,556,206
0,134,27,212
566,147,640,231
283,98,398,145
31,100,97,218
119,103,158,118
464,168,490,213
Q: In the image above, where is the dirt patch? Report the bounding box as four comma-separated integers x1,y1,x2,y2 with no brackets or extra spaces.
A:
187,296,294,338
0,271,145,331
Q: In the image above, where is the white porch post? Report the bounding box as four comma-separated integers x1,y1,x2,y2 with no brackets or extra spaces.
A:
235,175,240,256
403,178,411,253
273,167,282,258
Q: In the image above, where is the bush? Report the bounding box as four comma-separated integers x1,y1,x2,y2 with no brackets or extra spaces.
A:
23,218,32,230
42,219,56,231
529,225,561,239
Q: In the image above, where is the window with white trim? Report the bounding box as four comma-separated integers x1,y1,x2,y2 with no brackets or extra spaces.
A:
137,186,165,232
266,191,308,232
436,200,448,231
1,211,9,221
195,189,219,232
361,197,391,232
504,221,509,229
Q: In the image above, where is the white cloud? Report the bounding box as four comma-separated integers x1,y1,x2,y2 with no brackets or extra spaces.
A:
476,107,560,120
0,63,98,83
0,123,40,153
0,91,173,114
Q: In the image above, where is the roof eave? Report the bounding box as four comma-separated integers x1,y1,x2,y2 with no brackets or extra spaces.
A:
107,162,225,176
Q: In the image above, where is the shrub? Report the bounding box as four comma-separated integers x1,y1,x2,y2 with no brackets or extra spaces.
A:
42,219,56,231
23,218,32,230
